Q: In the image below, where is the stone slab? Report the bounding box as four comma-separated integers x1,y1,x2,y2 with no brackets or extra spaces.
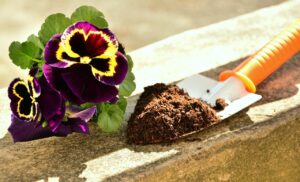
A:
0,1,300,181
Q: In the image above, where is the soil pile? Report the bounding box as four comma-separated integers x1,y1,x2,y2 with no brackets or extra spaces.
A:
127,83,220,145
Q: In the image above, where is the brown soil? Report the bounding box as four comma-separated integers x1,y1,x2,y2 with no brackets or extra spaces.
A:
127,83,220,145
213,98,228,111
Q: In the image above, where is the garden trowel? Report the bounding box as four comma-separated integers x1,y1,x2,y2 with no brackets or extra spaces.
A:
178,20,300,120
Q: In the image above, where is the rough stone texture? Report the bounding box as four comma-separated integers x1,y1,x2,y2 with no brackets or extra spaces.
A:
0,1,300,181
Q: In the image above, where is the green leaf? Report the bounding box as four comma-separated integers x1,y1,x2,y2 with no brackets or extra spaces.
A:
38,13,72,44
71,6,108,28
9,41,41,69
97,104,124,132
118,54,136,96
36,61,44,78
119,71,136,97
126,55,134,72
117,97,127,113
27,34,44,50
80,103,95,109
91,16,109,28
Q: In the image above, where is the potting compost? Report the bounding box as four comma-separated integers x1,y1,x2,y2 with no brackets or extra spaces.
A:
127,83,220,144
213,98,228,111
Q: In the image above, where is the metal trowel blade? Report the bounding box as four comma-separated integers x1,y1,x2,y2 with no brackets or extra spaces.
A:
177,74,262,120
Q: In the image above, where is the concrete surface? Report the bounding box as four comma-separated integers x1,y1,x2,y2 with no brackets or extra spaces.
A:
0,0,300,181
0,0,285,88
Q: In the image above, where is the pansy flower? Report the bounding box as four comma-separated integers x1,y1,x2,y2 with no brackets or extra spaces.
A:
43,21,128,105
8,68,96,142
8,68,41,124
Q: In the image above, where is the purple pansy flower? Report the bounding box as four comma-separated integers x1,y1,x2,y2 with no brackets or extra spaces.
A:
7,68,96,142
43,21,128,105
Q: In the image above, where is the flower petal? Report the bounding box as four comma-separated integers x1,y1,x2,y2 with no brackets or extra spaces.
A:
8,78,40,122
91,52,128,86
64,29,116,59
43,64,83,104
44,34,62,64
37,76,65,122
49,118,90,135
29,66,39,77
67,118,90,134
64,21,99,35
62,21,118,59
85,32,109,58
45,34,80,68
51,123,72,135
60,64,118,103
65,21,118,44
109,96,119,104
67,105,96,121
66,30,87,57
8,115,62,142
31,77,41,97
117,42,126,55
47,113,66,133
102,28,118,46
49,60,76,68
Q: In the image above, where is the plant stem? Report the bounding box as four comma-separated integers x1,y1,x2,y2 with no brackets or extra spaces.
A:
32,58,42,63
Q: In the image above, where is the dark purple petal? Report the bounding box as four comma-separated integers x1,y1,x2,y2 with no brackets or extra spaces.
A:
44,34,62,64
47,113,65,133
51,123,72,135
60,64,118,104
91,52,128,86
37,76,65,122
117,41,126,55
32,77,41,96
109,96,119,104
8,115,64,142
32,104,42,123
43,64,83,104
29,67,39,77
45,35,79,68
67,105,96,121
51,118,89,135
67,118,89,134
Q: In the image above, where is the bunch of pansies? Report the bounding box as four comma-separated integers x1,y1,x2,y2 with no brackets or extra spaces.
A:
8,6,136,142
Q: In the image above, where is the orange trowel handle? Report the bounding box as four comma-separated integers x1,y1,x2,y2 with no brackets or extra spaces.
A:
219,20,300,93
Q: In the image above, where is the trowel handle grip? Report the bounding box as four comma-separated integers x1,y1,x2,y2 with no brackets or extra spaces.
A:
219,20,300,93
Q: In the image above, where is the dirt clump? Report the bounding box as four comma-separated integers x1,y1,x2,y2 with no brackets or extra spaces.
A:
127,83,220,145
213,98,228,111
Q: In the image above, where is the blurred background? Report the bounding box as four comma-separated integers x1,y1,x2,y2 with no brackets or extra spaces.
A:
0,0,285,88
